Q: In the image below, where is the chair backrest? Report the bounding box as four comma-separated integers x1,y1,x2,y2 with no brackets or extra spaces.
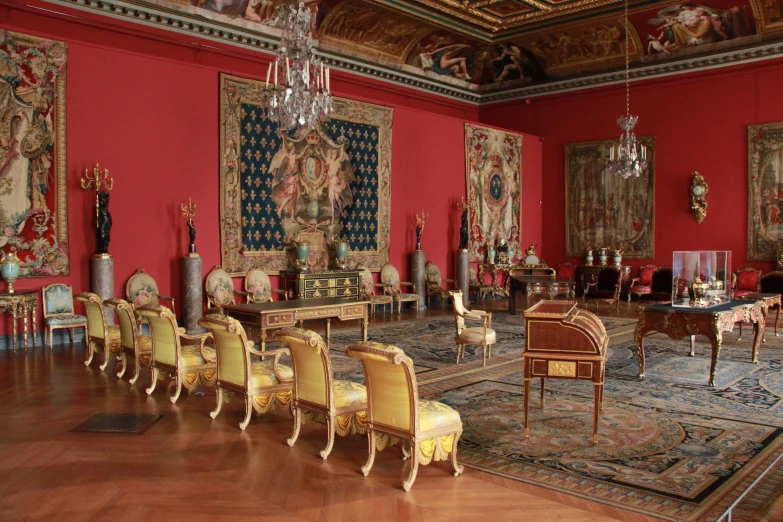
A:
42,283,75,318
274,328,331,407
449,291,467,333
637,265,657,286
596,267,622,290
245,268,273,303
126,269,160,308
425,261,443,290
199,314,250,389
75,292,108,341
650,267,673,292
345,342,416,433
735,267,762,292
381,264,401,293
205,266,236,308
105,298,137,351
137,305,179,367
468,266,480,285
556,263,576,281
359,266,375,297
761,271,783,294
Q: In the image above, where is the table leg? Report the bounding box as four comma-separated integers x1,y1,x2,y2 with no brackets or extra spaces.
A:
260,328,267,352
523,376,531,439
22,306,29,350
325,319,331,348
509,284,517,315
706,331,723,387
32,304,37,349
12,305,18,352
689,335,696,357
776,306,780,337
362,316,368,342
751,314,764,365
633,323,650,379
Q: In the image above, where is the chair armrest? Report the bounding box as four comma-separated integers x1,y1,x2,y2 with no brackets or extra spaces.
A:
400,282,417,293
373,283,390,289
630,277,640,286
234,289,250,297
178,331,214,361
248,346,290,358
585,282,597,290
157,294,174,301
271,289,289,300
249,347,292,383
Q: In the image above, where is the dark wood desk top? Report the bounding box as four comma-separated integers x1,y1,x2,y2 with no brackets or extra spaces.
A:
224,297,364,314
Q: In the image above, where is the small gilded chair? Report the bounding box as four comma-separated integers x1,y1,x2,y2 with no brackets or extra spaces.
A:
41,283,87,347
381,264,419,313
627,264,657,301
199,314,293,430
138,305,216,404
274,328,367,459
584,267,622,311
637,268,674,306
732,267,762,298
205,265,247,314
105,298,152,383
345,341,463,492
760,271,783,338
75,292,123,372
244,267,289,303
425,261,456,308
359,265,393,316
126,268,176,315
448,290,496,366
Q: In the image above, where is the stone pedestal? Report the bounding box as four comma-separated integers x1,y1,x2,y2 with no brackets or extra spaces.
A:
182,255,205,334
411,250,426,310
456,249,469,306
91,254,114,325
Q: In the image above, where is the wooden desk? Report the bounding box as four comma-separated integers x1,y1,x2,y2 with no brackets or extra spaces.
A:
634,300,765,387
508,276,575,314
0,291,38,351
224,297,368,351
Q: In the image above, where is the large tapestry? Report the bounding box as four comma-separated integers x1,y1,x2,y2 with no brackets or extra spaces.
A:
219,73,392,275
748,122,783,261
464,123,523,263
0,31,68,277
564,138,655,259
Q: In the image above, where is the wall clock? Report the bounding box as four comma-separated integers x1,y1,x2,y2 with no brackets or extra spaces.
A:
690,172,708,224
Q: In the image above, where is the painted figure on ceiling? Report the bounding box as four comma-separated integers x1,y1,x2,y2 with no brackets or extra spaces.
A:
414,36,473,80
646,3,752,55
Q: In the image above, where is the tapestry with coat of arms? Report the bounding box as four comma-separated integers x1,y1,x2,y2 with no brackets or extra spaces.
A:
0,31,69,276
464,123,523,263
219,73,392,275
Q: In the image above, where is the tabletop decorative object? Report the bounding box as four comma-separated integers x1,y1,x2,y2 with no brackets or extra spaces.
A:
585,247,594,266
1,250,21,293
181,197,197,255
415,209,428,251
81,164,114,256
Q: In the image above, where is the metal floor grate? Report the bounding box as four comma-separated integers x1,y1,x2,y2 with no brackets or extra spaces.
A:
71,413,164,434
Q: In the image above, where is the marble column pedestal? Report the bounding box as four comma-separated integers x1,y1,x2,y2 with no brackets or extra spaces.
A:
411,250,426,310
456,249,469,306
91,254,114,325
182,255,205,334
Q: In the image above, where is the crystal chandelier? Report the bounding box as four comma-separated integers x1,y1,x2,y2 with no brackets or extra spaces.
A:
606,0,647,179
263,2,331,135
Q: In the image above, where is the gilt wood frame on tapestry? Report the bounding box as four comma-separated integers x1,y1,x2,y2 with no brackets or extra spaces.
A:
748,121,783,261
219,73,392,276
564,137,655,259
0,31,69,277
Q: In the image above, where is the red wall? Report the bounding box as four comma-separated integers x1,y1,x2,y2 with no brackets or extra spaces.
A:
0,0,542,338
481,59,783,276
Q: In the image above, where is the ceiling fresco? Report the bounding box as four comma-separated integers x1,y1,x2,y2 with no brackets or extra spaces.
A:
128,0,783,94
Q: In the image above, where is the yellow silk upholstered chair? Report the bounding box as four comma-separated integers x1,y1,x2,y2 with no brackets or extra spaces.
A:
105,298,152,384
41,283,87,348
381,264,418,313
126,268,176,315
75,292,123,372
345,341,463,492
137,304,216,404
448,291,496,366
199,314,294,430
244,267,289,303
274,327,367,459
425,261,456,308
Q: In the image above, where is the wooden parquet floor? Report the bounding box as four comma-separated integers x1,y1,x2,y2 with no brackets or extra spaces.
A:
0,300,779,521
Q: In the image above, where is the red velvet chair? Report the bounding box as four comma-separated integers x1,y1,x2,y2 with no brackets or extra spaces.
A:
627,264,657,301
584,267,622,311
732,268,762,298
556,262,576,281
637,268,673,305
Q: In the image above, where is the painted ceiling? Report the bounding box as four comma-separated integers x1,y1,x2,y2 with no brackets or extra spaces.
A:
131,0,783,92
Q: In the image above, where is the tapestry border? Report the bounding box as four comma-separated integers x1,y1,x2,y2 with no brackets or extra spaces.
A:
747,121,783,262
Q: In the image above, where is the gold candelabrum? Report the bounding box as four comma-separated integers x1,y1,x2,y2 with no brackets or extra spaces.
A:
80,163,114,221
181,197,197,255
415,209,428,251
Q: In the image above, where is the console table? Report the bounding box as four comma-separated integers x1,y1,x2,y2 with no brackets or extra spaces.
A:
0,290,38,351
279,269,361,300
634,300,765,387
476,264,555,299
508,275,575,314
576,265,631,297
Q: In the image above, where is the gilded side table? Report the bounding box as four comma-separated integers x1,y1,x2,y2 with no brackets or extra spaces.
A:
634,300,765,387
0,290,38,351
476,263,513,299
735,292,781,342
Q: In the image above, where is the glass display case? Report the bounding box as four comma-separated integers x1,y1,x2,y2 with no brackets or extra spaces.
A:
672,251,731,308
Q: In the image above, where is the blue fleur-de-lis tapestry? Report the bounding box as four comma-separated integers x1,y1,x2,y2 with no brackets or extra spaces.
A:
220,74,392,275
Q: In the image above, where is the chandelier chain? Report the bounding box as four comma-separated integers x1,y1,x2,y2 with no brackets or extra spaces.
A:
624,0,630,118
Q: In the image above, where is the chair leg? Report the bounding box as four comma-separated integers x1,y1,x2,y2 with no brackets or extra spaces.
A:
320,414,336,460
129,355,142,385
738,322,743,341
239,395,253,430
288,405,301,447
146,368,158,395
362,431,376,477
403,443,420,492
482,341,487,366
523,377,531,439
210,388,224,419
540,377,545,408
116,352,128,378
69,328,75,345
456,344,461,364
170,374,183,404
84,342,94,367
450,433,464,477
99,344,109,372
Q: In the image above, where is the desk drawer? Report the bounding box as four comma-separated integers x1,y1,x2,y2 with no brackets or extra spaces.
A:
304,279,331,290
338,277,359,287
305,289,330,299
335,286,359,298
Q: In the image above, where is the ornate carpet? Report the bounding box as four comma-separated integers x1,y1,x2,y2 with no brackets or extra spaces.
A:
326,314,783,521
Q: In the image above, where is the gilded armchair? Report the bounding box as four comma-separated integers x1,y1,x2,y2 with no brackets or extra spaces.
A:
732,267,762,298
425,261,456,308
274,328,367,459
448,290,496,366
75,292,123,372
137,305,215,404
126,268,175,316
41,283,87,347
345,341,463,492
359,266,393,316
244,267,289,303
381,264,419,313
205,266,247,314
105,298,152,383
199,314,293,430
584,267,622,311
627,264,658,301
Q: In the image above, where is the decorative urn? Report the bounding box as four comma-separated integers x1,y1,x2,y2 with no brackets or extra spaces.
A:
333,239,349,269
598,247,607,266
1,250,21,293
295,241,310,270
585,248,594,266
612,249,623,266
487,246,496,264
